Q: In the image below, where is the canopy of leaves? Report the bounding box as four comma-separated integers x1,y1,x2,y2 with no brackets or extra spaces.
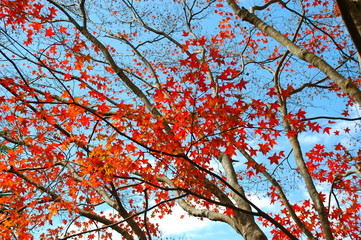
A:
0,0,360,240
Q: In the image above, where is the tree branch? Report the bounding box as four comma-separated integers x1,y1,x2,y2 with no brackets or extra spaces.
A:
226,0,361,106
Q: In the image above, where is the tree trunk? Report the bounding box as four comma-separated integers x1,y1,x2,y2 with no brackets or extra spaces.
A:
232,218,268,240
336,0,361,68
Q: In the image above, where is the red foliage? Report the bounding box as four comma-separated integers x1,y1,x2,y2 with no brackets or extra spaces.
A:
0,0,360,239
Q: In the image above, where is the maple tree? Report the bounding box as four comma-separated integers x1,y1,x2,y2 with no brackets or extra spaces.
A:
0,0,360,239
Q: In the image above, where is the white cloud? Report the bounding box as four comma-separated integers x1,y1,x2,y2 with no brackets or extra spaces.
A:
247,194,279,211
154,205,212,236
153,204,246,240
298,134,321,146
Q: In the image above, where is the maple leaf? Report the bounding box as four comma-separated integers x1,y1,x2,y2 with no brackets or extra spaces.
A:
323,127,331,134
45,27,55,37
29,22,43,31
258,143,271,154
63,73,72,80
59,26,68,34
224,207,234,217
48,7,57,18
268,151,285,165
97,103,111,113
246,170,255,178
286,129,298,137
295,109,306,119
218,67,240,80
267,87,277,97
5,114,16,122
342,110,349,116
197,36,207,46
